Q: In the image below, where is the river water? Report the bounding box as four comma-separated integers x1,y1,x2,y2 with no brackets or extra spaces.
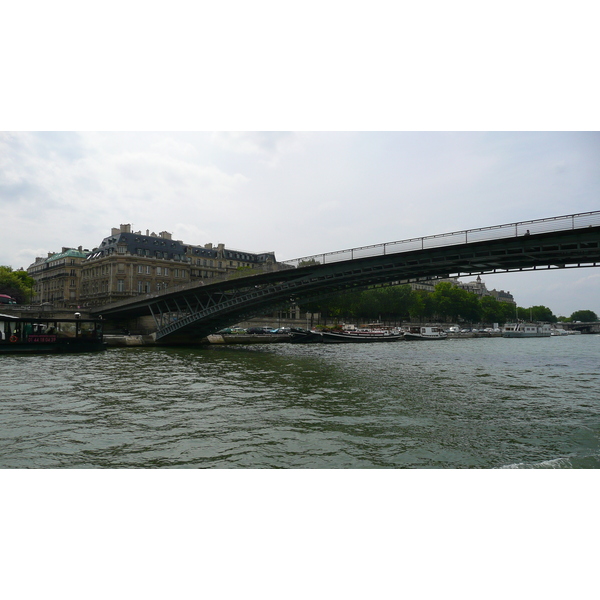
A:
1,335,599,468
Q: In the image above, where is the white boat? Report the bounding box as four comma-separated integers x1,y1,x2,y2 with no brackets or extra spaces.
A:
403,326,448,340
502,322,552,338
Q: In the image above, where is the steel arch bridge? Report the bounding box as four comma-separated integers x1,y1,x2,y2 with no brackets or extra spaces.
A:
92,211,600,343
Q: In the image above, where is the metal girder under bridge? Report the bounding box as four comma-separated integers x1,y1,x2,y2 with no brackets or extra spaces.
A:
92,211,600,343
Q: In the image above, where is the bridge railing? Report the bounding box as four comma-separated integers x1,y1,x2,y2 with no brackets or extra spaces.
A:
282,210,600,268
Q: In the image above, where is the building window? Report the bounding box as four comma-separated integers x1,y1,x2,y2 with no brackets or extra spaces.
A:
157,266,162,276
117,280,125,292
138,265,143,274
146,266,151,275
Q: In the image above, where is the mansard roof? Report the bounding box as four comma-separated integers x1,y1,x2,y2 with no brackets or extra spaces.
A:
86,231,188,261
86,230,276,263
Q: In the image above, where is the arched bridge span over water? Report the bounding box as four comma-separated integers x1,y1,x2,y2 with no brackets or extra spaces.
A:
92,211,600,343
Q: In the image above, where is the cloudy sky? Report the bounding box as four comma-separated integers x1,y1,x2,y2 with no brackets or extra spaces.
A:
2,131,599,317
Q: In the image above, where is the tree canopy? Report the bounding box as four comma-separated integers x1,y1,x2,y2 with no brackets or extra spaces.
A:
516,305,557,323
297,282,559,325
569,309,598,322
0,266,35,304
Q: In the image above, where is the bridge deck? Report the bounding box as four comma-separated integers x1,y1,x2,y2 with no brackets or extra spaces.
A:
91,211,600,342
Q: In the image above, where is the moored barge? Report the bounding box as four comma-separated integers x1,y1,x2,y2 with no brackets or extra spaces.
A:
290,328,403,343
502,322,552,338
0,314,107,353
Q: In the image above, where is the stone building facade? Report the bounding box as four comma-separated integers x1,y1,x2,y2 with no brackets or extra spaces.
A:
27,224,278,308
456,275,515,304
27,247,89,308
78,225,276,307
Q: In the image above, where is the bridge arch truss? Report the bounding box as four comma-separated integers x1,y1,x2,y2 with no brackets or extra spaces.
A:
93,211,600,342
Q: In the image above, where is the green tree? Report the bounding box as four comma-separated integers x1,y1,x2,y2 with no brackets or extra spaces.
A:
569,309,598,322
480,296,504,324
409,290,433,321
0,266,35,303
430,282,480,322
461,291,482,323
499,301,518,323
430,282,457,320
352,285,413,322
517,305,556,323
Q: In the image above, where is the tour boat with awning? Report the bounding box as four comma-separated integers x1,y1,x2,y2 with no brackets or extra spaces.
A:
0,314,107,353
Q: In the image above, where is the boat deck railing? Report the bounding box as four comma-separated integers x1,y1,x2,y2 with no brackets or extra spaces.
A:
281,210,600,268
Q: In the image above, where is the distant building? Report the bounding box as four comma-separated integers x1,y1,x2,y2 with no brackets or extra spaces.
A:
78,225,277,307
488,289,515,304
408,275,515,304
27,247,89,308
27,224,278,308
457,275,515,304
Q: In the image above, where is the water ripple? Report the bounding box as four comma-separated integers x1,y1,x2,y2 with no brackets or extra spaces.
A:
1,336,599,468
